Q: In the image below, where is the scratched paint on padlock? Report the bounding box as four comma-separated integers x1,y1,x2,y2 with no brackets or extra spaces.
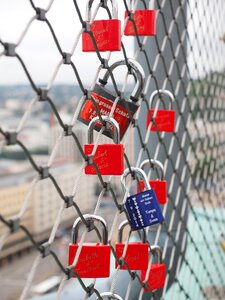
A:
79,92,133,139
125,189,164,230
146,109,175,132
68,243,110,278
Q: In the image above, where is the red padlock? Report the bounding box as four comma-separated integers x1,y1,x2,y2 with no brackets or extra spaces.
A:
146,89,175,132
68,214,111,278
82,0,121,52
78,59,145,140
84,116,124,175
124,1,156,36
141,245,166,291
138,159,167,205
115,220,149,270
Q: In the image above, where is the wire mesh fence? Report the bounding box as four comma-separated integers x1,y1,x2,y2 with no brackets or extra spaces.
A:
0,0,225,299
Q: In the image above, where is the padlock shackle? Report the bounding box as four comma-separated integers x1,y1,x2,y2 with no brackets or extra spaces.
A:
118,220,147,243
86,0,118,21
98,292,123,300
87,116,120,144
140,159,164,180
150,245,162,264
150,89,174,110
71,214,108,245
121,167,151,192
100,59,145,102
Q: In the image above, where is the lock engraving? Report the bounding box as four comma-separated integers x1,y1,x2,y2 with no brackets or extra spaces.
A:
82,1,121,52
68,215,111,278
125,10,156,36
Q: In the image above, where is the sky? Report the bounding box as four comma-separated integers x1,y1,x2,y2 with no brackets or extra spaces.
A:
0,0,224,85
0,0,134,85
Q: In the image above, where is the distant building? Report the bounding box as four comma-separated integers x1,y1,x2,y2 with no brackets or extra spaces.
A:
0,182,32,258
0,163,95,259
49,114,87,163
0,113,136,259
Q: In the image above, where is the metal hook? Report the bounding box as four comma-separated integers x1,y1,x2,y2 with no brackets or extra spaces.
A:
71,214,108,245
87,116,120,144
140,159,164,180
149,89,174,110
100,58,145,102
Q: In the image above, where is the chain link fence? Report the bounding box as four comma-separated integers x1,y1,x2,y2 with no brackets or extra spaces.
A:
0,0,225,299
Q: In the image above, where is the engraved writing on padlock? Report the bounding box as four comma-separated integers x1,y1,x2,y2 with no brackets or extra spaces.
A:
146,90,175,132
84,116,124,175
124,0,156,36
141,245,166,291
115,220,149,270
68,214,110,278
79,59,145,140
138,159,167,205
122,167,164,230
82,0,121,51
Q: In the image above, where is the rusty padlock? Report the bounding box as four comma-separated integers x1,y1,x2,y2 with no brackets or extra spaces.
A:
82,0,121,52
68,214,110,278
115,220,149,270
79,59,145,140
141,245,166,291
124,0,156,36
137,159,167,205
84,116,124,175
122,167,164,230
146,89,175,132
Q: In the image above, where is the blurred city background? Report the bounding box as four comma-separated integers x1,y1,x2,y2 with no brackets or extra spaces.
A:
0,0,225,300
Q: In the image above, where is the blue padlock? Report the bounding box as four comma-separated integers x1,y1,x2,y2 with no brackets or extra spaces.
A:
121,167,164,230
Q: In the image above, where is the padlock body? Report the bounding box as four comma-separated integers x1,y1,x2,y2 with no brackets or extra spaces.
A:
68,243,110,278
115,242,149,270
82,19,121,52
137,180,167,205
141,263,166,291
78,84,138,140
84,144,124,175
125,189,164,230
146,109,175,132
124,10,156,36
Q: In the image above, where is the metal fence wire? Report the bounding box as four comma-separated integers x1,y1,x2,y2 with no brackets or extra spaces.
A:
0,0,225,299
